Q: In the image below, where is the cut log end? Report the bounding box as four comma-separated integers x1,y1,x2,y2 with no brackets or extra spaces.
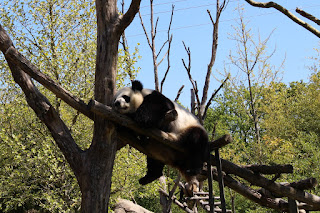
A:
209,134,232,151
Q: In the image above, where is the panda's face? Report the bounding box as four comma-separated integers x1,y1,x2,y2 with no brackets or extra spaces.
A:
113,87,144,114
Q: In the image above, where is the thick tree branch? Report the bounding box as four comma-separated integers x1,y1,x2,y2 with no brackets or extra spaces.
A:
244,0,320,38
296,8,320,26
0,24,93,119
88,99,185,152
0,26,83,176
118,0,142,35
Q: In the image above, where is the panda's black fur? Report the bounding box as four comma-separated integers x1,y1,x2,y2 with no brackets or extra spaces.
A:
113,80,209,186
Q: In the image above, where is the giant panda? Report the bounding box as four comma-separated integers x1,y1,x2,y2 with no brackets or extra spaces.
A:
113,80,209,190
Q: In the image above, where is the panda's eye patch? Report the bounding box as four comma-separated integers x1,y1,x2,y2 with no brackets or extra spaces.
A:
123,95,130,103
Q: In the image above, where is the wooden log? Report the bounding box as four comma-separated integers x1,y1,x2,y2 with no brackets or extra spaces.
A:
243,164,293,174
259,178,318,199
288,178,318,190
114,199,153,213
212,158,320,209
159,189,194,213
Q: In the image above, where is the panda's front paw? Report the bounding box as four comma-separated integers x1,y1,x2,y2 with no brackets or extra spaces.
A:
139,175,158,185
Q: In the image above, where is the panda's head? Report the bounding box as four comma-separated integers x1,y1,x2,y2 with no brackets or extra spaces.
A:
113,80,144,114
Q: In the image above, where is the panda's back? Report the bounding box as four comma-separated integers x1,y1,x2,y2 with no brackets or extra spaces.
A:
169,102,202,135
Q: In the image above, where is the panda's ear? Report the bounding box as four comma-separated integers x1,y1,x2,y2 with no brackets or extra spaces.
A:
132,80,143,91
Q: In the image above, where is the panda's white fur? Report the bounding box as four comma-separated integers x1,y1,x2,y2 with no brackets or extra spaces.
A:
169,102,204,136
113,87,152,114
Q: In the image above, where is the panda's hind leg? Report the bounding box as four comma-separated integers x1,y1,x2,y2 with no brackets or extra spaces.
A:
181,127,209,176
139,157,165,185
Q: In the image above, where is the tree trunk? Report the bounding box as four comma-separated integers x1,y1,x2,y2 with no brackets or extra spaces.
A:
78,1,141,211
0,0,141,211
78,0,119,211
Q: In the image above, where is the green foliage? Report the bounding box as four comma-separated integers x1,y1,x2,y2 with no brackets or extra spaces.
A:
204,10,320,212
208,64,320,212
0,98,81,212
110,145,161,212
0,0,140,212
1,1,320,212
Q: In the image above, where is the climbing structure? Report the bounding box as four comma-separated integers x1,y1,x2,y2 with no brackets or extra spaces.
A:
159,134,320,213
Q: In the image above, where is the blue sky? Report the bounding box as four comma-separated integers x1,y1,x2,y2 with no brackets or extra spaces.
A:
123,0,320,106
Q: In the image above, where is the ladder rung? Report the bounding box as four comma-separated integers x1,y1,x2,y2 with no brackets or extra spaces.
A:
193,191,209,195
200,201,221,206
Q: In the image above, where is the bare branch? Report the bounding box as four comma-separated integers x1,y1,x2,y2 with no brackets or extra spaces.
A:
296,8,320,26
138,11,152,49
174,85,184,102
200,2,224,118
160,36,172,92
156,49,169,67
160,5,175,93
154,17,159,39
157,39,169,60
202,74,229,120
207,9,215,24
244,0,320,38
148,0,160,91
182,41,201,115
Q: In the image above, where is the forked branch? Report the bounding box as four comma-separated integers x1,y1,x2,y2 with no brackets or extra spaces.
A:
244,0,320,38
182,0,228,122
139,1,175,92
118,0,142,35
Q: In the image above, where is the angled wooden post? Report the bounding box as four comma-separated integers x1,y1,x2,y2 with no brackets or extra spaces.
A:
215,149,226,213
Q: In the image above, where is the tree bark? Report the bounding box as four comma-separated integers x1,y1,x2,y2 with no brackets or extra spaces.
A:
79,1,141,211
114,199,153,213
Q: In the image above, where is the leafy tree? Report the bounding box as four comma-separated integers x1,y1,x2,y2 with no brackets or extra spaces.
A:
223,8,283,163
207,52,320,212
0,0,140,212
